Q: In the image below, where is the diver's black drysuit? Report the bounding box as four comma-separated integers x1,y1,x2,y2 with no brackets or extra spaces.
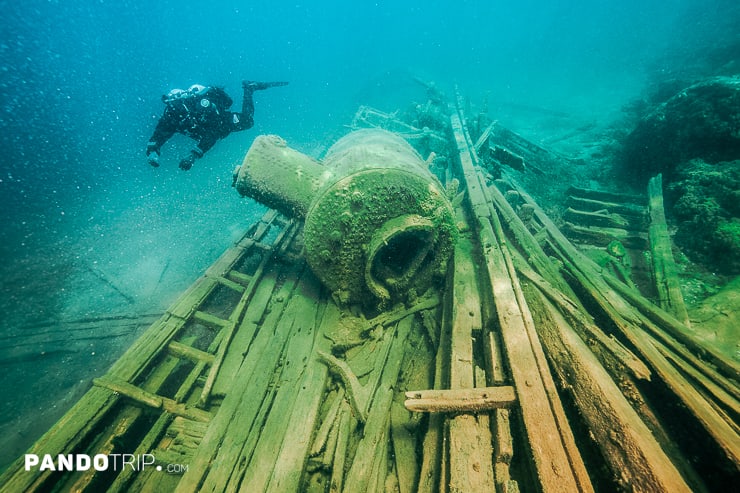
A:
146,84,255,170
147,81,287,170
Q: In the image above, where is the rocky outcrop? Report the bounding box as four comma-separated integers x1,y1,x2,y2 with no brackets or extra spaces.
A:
621,76,740,183
619,77,740,275
669,158,740,274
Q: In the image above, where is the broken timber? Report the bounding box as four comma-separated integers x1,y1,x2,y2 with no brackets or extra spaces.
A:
648,174,691,327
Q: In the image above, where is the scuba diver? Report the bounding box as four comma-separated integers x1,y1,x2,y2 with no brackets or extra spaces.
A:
146,80,288,170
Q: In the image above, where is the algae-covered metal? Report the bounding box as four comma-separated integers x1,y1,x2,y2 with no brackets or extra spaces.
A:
234,128,457,305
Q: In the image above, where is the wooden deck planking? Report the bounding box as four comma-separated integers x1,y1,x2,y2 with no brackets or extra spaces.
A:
452,109,594,493
447,234,496,492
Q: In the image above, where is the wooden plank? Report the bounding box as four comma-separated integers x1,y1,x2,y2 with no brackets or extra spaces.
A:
647,174,691,327
329,401,353,493
166,280,219,319
486,331,507,384
451,110,593,493
163,265,303,493
563,246,740,468
449,236,481,390
65,406,145,492
0,387,118,492
417,273,451,492
565,195,647,219
473,122,495,152
567,185,646,205
0,311,199,489
192,310,229,329
267,305,342,492
198,224,295,408
105,209,282,386
359,295,441,336
651,332,740,418
489,122,562,174
517,178,740,470
482,213,593,493
493,408,514,464
64,332,211,492
565,195,647,214
317,350,371,423
528,284,694,492
417,414,444,492
168,340,215,364
390,399,418,493
213,275,246,293
308,391,343,459
93,378,211,423
562,222,647,249
102,335,212,492
369,414,392,492
212,265,282,396
446,232,496,492
564,207,631,229
405,387,516,412
235,275,324,492
343,316,415,491
448,415,496,493
107,413,174,493
486,182,576,299
603,273,739,382
511,253,652,382
227,270,252,286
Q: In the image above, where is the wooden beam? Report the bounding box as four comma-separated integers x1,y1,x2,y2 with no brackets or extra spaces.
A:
511,253,652,382
226,270,252,286
167,340,215,365
562,222,648,249
93,378,211,423
528,285,694,492
192,310,229,329
198,220,294,409
565,195,647,219
603,273,739,382
564,207,631,229
514,177,740,470
405,387,516,413
212,275,246,293
567,185,646,205
445,225,496,492
343,316,415,490
647,174,691,327
176,268,303,493
451,110,594,493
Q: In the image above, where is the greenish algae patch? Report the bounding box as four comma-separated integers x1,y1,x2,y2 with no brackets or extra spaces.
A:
688,275,740,362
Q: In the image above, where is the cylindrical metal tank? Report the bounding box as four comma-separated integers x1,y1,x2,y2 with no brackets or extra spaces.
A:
233,134,328,218
234,129,457,306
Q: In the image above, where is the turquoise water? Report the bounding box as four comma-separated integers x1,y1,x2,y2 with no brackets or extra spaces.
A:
1,0,738,471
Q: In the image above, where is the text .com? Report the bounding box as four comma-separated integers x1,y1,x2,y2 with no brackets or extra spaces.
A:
24,454,188,474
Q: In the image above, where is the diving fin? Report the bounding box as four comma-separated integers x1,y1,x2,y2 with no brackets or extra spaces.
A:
243,80,289,91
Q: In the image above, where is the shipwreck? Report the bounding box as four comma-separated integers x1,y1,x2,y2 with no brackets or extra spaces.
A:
1,91,737,493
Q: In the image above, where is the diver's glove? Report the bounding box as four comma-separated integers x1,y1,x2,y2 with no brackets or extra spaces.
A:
179,152,197,171
242,80,289,92
146,150,160,168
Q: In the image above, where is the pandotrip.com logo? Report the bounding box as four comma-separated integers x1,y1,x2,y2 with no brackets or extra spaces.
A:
24,454,189,474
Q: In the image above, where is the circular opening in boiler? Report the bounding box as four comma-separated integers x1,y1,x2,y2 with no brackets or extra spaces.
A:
366,215,435,299
373,229,433,279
